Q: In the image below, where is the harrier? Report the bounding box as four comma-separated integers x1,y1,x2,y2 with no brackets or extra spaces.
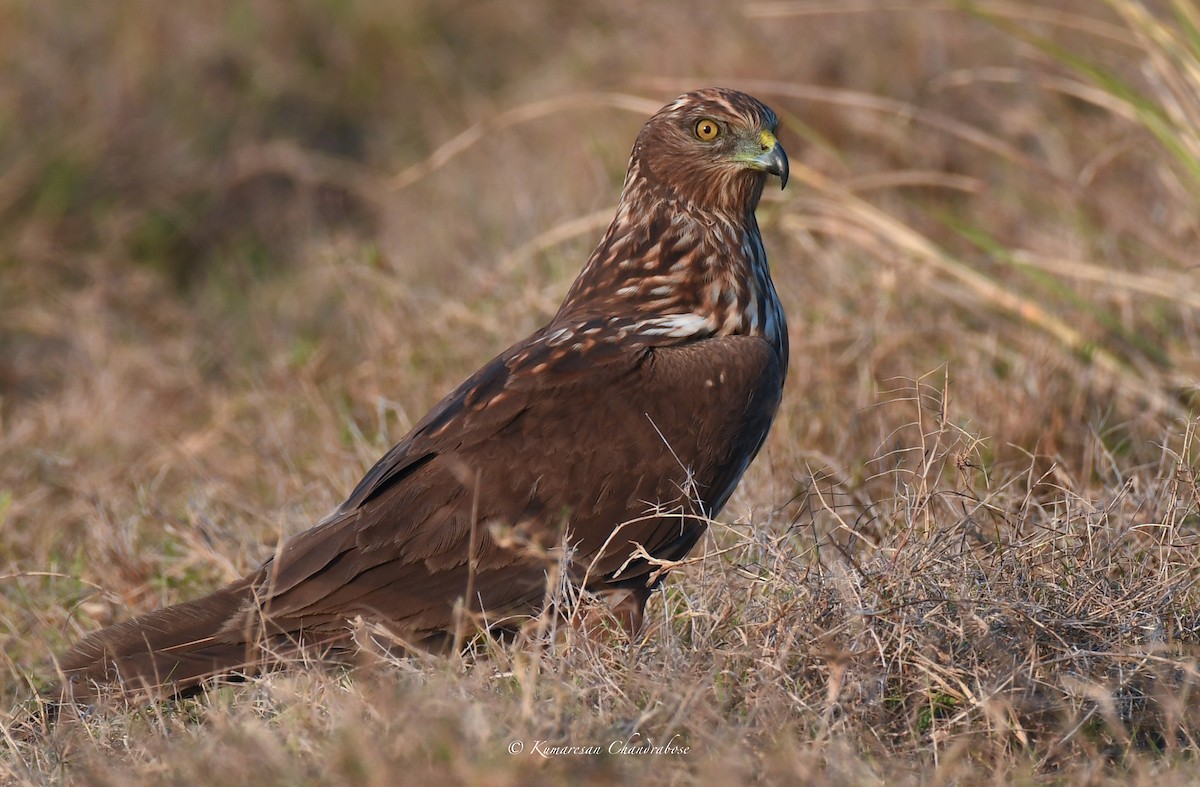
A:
55,87,790,701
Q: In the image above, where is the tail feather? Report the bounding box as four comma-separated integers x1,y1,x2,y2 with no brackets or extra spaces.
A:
54,579,264,702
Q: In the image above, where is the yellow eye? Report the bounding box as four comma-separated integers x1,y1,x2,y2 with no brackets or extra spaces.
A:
694,118,721,141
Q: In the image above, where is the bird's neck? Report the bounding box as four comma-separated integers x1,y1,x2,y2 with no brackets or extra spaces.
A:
555,186,787,365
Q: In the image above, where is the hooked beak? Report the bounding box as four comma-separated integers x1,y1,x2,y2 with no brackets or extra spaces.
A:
753,136,789,190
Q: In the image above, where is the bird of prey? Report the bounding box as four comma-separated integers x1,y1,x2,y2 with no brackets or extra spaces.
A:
54,87,790,702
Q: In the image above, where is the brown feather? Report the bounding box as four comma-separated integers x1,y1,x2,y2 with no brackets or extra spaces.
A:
57,579,259,699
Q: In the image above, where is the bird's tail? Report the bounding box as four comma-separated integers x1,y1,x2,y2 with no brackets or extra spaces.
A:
52,577,267,703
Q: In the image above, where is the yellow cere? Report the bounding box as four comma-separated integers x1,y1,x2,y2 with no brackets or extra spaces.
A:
759,130,777,150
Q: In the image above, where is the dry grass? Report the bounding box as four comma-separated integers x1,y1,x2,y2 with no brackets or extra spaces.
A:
5,0,1200,783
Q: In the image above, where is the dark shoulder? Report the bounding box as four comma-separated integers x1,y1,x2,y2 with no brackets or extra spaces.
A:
647,333,782,383
336,319,649,512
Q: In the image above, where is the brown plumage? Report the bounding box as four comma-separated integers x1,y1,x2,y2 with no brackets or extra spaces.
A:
54,87,790,702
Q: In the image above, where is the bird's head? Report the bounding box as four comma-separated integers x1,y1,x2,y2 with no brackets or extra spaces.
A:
626,87,788,215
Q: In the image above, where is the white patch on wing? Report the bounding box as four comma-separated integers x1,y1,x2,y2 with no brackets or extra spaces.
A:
545,327,574,346
634,312,714,338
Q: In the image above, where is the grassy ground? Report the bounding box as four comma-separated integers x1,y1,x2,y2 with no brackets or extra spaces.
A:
5,0,1200,783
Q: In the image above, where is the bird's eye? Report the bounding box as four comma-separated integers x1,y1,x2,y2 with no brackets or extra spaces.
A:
694,118,721,141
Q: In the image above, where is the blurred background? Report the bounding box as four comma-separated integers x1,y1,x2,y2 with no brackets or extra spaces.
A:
3,0,1200,774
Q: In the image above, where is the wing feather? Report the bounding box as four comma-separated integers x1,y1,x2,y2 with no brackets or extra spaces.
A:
252,326,781,637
